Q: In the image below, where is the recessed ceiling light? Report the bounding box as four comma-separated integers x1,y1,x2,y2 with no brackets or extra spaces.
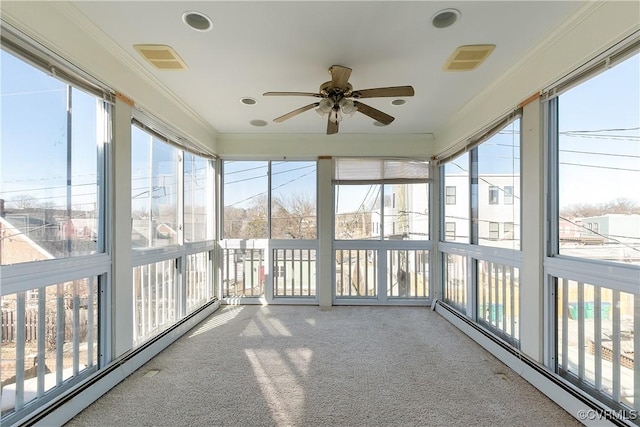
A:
182,11,213,32
240,97,257,105
391,99,407,106
250,119,268,127
373,121,388,127
432,9,460,29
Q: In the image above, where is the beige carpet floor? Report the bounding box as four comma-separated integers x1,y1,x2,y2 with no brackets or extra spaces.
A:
67,305,581,427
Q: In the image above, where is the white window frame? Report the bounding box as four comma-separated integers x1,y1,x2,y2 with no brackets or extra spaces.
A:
504,186,514,205
489,186,499,205
445,186,456,205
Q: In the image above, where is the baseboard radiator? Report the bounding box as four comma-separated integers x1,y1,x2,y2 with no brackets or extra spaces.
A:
435,300,631,427
14,300,221,427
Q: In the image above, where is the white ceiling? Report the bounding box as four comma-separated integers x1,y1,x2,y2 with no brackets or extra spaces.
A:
70,1,586,136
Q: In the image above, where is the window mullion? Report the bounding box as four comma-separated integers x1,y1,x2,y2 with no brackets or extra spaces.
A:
470,148,479,245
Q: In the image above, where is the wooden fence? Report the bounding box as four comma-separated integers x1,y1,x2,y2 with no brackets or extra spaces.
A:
1,309,90,344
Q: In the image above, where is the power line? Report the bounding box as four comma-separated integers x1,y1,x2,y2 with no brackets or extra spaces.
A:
227,170,316,207
559,162,639,173
1,88,66,97
225,164,315,185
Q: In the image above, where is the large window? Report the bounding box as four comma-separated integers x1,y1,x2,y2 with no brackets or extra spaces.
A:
131,122,215,342
184,152,210,242
333,159,431,303
223,161,268,239
443,153,469,243
0,39,109,423
439,114,522,339
478,118,521,249
1,50,104,264
222,160,316,240
131,126,179,248
271,161,317,239
335,184,381,240
556,52,640,263
334,159,429,241
547,44,639,420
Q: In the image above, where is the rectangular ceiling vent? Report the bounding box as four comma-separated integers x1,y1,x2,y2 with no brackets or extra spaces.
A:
443,44,495,71
133,44,188,70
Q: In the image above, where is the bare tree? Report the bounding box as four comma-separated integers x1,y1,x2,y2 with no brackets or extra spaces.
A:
561,197,640,218
9,194,38,209
272,192,316,239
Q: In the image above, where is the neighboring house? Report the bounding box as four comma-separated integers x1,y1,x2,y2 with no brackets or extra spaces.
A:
561,214,640,262
0,216,54,266
0,208,93,309
580,214,640,243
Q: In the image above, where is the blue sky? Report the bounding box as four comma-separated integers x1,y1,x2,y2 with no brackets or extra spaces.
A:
1,50,98,210
1,49,638,213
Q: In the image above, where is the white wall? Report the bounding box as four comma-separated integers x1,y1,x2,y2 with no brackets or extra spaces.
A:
217,133,434,159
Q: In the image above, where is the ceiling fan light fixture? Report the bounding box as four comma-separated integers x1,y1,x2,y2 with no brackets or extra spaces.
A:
432,9,460,29
338,98,357,116
240,97,257,105
182,11,213,32
250,119,268,127
318,98,333,114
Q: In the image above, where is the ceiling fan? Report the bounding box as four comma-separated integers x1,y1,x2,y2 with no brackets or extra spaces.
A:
264,65,415,135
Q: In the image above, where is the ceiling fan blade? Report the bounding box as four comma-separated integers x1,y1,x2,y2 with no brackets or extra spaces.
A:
273,102,320,123
330,65,352,90
327,116,339,135
351,86,415,99
354,101,395,125
264,92,323,97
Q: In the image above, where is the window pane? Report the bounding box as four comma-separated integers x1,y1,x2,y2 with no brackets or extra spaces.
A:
223,161,268,239
383,183,429,240
271,161,317,239
445,186,456,205
504,186,514,205
335,249,377,297
443,152,469,243
133,259,177,344
131,126,179,248
1,50,102,264
272,248,316,296
489,186,499,205
443,253,467,313
478,119,521,249
335,185,381,240
184,153,209,242
558,53,640,263
556,278,636,411
386,249,429,297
